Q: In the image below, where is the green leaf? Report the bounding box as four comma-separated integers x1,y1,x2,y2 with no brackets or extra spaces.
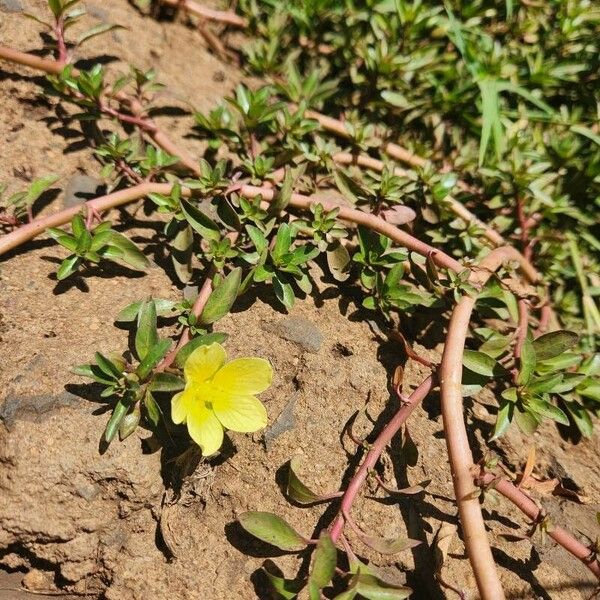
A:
514,407,539,435
71,364,95,379
309,533,337,591
272,223,293,262
171,221,193,284
180,198,221,241
71,214,86,238
525,397,569,425
527,373,564,394
263,566,301,600
463,350,505,377
287,457,324,505
359,534,421,555
518,335,536,385
326,242,351,282
135,299,159,361
563,400,593,438
104,398,129,443
237,512,306,551
116,299,177,322
491,401,513,439
78,23,125,46
48,0,63,17
104,231,149,269
381,90,410,109
332,168,362,204
119,405,141,441
478,79,503,165
150,372,185,392
144,391,161,427
174,332,229,368
273,275,295,310
353,574,412,599
269,167,294,215
571,124,600,147
94,352,122,380
199,268,242,325
536,353,582,374
136,338,172,380
57,254,80,280
578,383,600,403
532,330,579,361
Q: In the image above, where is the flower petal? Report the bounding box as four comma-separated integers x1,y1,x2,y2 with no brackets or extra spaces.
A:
187,403,224,456
213,392,268,433
184,343,227,384
171,387,195,424
212,358,273,395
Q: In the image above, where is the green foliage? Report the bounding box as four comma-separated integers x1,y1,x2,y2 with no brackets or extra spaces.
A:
0,175,59,225
47,214,148,280
26,1,124,56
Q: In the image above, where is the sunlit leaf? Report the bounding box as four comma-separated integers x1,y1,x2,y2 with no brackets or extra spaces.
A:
238,512,306,551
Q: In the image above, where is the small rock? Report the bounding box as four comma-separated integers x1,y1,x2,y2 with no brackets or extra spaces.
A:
264,395,296,448
183,284,199,302
272,316,322,353
22,569,51,591
63,174,104,208
87,4,109,22
0,0,23,13
0,392,82,430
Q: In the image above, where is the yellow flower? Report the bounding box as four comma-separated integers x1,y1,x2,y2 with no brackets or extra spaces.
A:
171,342,272,456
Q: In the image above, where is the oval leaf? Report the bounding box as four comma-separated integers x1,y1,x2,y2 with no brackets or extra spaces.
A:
180,198,221,241
135,299,159,361
309,532,337,589
532,330,579,361
238,512,306,551
287,457,323,505
463,349,504,377
359,534,421,555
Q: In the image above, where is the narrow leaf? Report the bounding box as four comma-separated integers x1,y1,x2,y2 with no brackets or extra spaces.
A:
199,268,242,325
180,198,221,241
135,299,158,361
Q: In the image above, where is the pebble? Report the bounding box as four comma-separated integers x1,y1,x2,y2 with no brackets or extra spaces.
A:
272,316,322,353
263,395,296,448
0,0,23,13
63,174,104,208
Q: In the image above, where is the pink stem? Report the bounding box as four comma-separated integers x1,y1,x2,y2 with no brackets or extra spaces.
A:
330,375,434,541
479,473,600,580
160,0,247,27
0,45,200,177
54,17,68,65
440,247,534,600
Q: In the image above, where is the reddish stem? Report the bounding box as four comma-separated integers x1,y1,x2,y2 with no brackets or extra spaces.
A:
440,247,535,600
514,298,530,362
160,0,247,27
330,375,434,542
479,473,600,580
0,45,200,177
54,16,68,65
156,275,214,372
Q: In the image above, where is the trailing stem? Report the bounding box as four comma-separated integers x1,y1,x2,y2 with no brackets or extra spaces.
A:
478,472,600,580
329,375,435,542
1,44,522,256
440,246,538,600
160,0,247,27
0,46,200,176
